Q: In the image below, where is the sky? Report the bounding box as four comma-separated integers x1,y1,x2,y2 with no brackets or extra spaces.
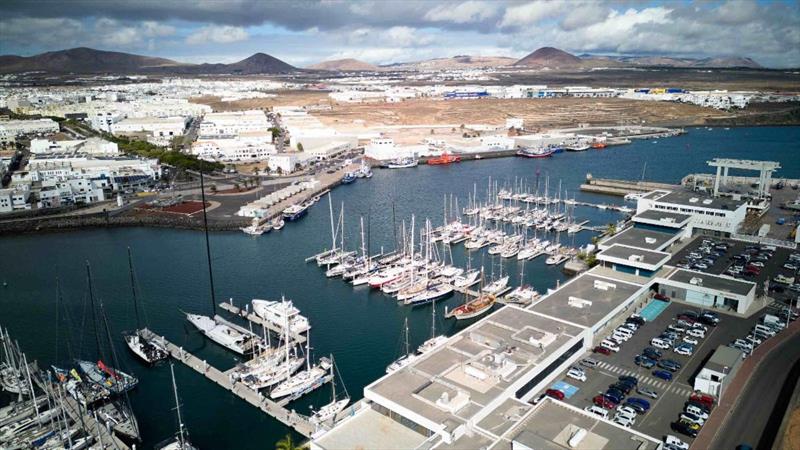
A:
1,0,799,68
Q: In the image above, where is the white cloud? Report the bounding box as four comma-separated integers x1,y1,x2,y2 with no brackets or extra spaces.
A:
424,1,499,24
186,25,249,45
384,26,434,47
560,2,610,31
500,0,567,28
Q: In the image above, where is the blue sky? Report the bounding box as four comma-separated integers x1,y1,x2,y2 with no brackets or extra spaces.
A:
1,0,798,68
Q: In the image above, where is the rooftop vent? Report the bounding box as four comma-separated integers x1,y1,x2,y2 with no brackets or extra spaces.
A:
702,199,713,205
661,217,676,223
568,297,593,308
593,280,617,291
689,197,699,203
628,254,643,262
690,277,703,285
645,237,657,244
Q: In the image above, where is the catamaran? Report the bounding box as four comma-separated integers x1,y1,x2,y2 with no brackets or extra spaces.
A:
251,297,311,334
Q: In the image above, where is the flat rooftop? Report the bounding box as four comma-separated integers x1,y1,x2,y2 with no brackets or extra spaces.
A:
665,268,756,297
633,209,692,227
313,406,427,450
366,306,584,433
488,398,661,450
599,226,678,252
528,272,643,329
705,345,743,375
597,244,671,269
657,190,745,210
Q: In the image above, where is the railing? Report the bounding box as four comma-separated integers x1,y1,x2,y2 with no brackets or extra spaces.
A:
731,233,797,249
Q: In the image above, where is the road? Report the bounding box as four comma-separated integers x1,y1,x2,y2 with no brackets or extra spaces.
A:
712,327,800,449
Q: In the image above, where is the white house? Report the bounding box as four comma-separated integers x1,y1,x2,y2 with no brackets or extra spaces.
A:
191,135,276,162
198,110,269,137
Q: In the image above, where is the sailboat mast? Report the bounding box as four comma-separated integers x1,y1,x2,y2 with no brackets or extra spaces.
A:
170,363,187,446
199,171,217,315
126,247,141,330
85,263,103,360
404,318,410,357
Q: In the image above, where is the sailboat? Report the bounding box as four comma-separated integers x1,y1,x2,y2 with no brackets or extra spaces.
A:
186,171,258,356
269,331,332,399
156,363,198,450
445,271,496,320
122,248,168,365
417,300,447,354
483,257,509,295
310,355,349,424
385,318,419,374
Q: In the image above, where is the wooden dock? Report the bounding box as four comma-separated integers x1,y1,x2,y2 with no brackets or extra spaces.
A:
218,301,307,344
140,328,321,438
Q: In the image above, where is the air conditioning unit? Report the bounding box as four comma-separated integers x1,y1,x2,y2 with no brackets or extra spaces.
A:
628,254,643,262
689,277,703,285
689,197,699,203
593,280,616,290
645,237,657,244
568,297,592,308
702,199,713,205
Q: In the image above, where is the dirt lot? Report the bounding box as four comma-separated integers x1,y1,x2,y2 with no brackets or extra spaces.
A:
780,407,800,450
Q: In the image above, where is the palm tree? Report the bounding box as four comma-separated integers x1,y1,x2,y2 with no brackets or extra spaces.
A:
275,433,305,450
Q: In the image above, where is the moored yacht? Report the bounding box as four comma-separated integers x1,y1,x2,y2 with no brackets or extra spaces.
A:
186,314,254,355
251,297,311,334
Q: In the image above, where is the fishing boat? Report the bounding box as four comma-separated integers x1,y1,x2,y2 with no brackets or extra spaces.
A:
251,297,311,334
427,152,461,165
386,157,418,169
310,355,349,425
565,143,590,151
282,203,309,221
155,363,199,450
341,172,357,184
122,248,168,365
516,147,554,158
592,142,606,149
272,217,285,230
386,319,419,374
241,218,270,236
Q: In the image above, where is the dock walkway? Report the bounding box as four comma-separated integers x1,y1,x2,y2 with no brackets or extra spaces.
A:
140,328,321,438
218,301,307,344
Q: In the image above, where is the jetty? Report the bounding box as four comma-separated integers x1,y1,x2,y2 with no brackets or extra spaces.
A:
580,175,679,197
139,328,324,438
218,300,307,345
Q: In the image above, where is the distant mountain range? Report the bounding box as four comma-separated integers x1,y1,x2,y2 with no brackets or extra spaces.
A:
0,46,763,75
0,47,296,75
307,58,379,71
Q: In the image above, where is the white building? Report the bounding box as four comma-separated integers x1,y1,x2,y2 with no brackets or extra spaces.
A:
111,117,188,145
636,190,748,237
0,119,60,144
198,110,269,137
0,188,31,213
693,346,743,398
30,137,119,156
304,141,353,160
191,135,276,162
364,138,427,162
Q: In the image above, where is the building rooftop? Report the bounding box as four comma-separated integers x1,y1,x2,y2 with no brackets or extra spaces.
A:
312,406,428,450
599,226,679,252
704,345,743,375
365,306,584,436
597,244,671,270
657,190,746,211
488,398,661,450
633,209,692,227
528,272,644,330
665,268,756,297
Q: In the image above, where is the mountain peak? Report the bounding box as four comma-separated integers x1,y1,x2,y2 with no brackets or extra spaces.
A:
514,47,582,67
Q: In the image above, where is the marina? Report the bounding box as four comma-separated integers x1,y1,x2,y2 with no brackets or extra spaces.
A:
1,126,798,448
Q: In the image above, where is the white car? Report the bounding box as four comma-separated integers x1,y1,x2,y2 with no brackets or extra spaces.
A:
650,338,670,349
682,336,699,345
616,405,638,419
613,414,635,427
680,412,705,426
584,405,608,419
611,333,630,342
664,435,689,449
674,345,693,356
600,340,620,352
567,367,587,382
686,328,705,338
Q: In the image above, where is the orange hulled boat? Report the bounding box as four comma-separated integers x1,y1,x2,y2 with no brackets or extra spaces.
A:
427,152,461,165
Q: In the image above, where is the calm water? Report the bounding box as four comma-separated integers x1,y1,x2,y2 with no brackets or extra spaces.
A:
0,126,798,448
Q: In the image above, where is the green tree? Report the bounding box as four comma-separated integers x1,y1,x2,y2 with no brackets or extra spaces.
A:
606,223,617,236
297,143,304,152
275,433,305,450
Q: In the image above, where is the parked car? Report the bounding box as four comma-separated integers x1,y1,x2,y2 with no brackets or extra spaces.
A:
613,414,635,428
616,405,639,418
680,412,705,426
651,338,670,349
593,395,617,409
610,382,633,395
625,397,651,411
618,375,638,386
674,343,694,356
605,389,624,404
671,420,699,438
653,369,673,381
545,389,565,400
580,358,599,368
600,340,621,352
664,435,690,449
685,400,711,415
687,328,706,338
635,355,656,368
643,347,663,359
683,336,699,345
637,387,659,399
685,404,710,419
584,405,609,419
594,346,612,355
658,359,682,372
689,393,715,409
567,367,587,382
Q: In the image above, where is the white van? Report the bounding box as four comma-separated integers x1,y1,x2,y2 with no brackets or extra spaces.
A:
615,327,634,337
650,338,670,349
685,405,709,420
600,340,621,352
584,405,609,419
686,328,705,338
612,331,631,342
754,324,776,337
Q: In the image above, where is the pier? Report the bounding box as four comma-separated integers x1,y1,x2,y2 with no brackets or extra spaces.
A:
579,176,679,197
139,328,324,438
218,301,307,344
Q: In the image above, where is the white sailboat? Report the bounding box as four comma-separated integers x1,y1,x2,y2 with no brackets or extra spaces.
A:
310,355,349,425
417,300,447,355
123,248,168,365
386,318,419,374
270,332,332,399
185,314,254,355
156,363,198,450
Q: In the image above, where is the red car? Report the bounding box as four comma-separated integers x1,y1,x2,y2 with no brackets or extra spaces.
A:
593,346,612,355
546,389,565,400
690,393,715,409
593,394,617,409
654,293,670,301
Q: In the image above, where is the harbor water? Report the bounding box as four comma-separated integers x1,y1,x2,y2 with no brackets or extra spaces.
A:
0,126,798,448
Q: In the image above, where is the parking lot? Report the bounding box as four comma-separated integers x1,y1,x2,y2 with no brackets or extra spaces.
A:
668,236,799,306
538,300,766,446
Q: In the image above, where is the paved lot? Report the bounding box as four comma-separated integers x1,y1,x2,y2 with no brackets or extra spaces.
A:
668,236,799,305
546,301,763,444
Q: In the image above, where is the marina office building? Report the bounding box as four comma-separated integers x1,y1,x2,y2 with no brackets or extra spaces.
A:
313,188,761,449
